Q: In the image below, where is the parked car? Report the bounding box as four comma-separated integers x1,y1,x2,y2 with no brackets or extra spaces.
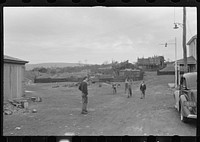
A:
173,72,197,122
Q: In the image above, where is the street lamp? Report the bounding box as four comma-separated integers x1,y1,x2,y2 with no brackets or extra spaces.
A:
173,22,183,29
160,38,178,88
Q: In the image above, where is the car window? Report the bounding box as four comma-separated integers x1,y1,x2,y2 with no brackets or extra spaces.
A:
182,78,187,88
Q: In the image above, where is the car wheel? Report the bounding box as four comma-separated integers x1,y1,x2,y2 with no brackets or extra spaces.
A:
180,103,188,123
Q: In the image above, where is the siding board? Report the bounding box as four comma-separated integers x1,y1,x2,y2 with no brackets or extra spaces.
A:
4,64,11,100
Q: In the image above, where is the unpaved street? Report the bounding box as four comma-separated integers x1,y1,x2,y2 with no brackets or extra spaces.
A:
3,72,196,136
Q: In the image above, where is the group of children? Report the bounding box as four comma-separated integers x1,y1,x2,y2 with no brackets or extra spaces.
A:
112,77,146,99
79,76,147,115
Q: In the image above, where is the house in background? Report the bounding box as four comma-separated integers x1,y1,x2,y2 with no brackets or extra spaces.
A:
176,56,196,72
4,55,29,100
186,34,197,72
187,34,197,60
137,55,165,71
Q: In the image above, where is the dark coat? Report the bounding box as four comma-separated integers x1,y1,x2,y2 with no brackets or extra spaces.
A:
79,81,88,95
140,83,146,92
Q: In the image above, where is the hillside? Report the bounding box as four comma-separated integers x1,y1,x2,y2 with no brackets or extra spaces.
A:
25,62,86,70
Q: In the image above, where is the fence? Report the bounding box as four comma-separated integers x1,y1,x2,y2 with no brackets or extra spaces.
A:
157,70,184,75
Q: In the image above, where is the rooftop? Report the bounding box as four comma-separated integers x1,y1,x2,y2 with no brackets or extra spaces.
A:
4,55,29,64
176,56,196,65
187,34,197,45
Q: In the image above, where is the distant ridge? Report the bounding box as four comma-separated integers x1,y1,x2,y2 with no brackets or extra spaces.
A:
25,62,86,70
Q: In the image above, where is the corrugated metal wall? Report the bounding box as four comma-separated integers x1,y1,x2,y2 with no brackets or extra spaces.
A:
4,63,25,100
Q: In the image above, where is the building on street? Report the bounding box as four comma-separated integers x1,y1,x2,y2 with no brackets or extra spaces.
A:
137,55,165,71
187,34,197,72
187,34,197,60
176,56,196,72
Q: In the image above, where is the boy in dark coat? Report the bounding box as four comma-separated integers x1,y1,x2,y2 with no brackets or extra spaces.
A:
79,77,89,114
112,83,117,94
140,80,146,99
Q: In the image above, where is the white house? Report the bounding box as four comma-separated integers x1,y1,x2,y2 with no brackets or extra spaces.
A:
187,34,197,60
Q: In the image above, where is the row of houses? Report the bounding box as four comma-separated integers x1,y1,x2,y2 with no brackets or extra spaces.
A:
137,56,165,71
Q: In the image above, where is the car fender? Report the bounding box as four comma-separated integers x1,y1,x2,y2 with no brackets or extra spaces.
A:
180,95,190,117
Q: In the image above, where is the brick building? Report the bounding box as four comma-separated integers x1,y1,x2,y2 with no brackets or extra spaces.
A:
137,56,165,71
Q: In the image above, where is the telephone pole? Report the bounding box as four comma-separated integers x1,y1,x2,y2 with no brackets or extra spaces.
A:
183,7,187,73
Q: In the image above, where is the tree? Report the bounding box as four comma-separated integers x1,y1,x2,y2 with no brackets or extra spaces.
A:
38,67,47,73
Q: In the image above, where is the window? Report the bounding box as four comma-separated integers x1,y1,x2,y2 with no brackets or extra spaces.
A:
180,77,187,89
182,78,187,89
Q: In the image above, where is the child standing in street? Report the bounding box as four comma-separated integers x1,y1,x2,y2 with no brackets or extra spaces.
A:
112,83,117,94
140,80,146,99
127,78,133,98
125,77,129,94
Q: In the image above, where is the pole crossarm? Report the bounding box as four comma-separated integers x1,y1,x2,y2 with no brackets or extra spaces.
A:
160,42,175,47
174,22,183,27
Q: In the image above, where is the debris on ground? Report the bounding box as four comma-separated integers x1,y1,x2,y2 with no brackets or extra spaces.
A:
4,109,13,115
15,127,21,130
52,85,59,88
8,99,23,108
62,83,80,88
4,100,26,115
4,96,42,115
30,97,42,102
32,109,37,113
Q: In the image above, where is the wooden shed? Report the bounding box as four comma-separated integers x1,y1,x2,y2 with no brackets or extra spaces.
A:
4,55,29,100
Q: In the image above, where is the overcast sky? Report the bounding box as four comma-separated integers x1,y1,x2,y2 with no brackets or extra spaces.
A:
4,7,197,64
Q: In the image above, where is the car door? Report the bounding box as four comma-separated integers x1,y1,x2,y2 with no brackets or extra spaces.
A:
174,76,185,111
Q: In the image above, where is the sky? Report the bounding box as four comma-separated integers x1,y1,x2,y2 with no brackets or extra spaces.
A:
4,7,197,64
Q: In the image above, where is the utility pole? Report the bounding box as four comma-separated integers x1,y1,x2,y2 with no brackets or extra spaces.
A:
175,37,178,88
183,7,187,73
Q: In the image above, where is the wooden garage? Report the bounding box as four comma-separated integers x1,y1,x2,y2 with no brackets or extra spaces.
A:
4,55,28,100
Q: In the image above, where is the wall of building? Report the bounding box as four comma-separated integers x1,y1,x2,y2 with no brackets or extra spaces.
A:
137,56,164,66
188,39,197,60
4,63,25,100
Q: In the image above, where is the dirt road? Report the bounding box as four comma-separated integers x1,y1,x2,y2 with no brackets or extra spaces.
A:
3,72,196,136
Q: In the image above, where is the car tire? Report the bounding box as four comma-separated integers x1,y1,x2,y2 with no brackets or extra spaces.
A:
180,102,188,123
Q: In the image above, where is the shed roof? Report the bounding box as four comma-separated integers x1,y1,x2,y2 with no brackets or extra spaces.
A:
187,34,197,45
4,55,29,64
